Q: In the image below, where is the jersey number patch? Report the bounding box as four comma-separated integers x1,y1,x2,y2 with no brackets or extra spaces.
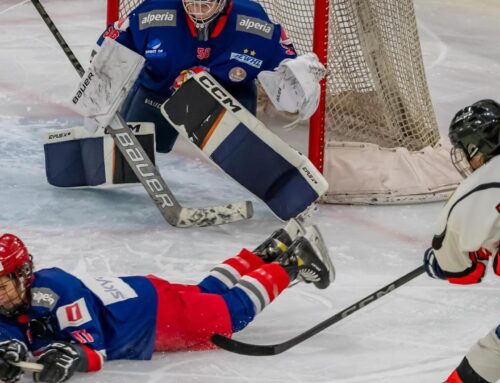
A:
197,48,211,60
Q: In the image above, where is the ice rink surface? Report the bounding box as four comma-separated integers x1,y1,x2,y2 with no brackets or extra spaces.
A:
1,0,500,382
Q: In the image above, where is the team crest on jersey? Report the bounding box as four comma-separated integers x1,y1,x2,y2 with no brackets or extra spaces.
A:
236,15,273,39
56,298,92,330
280,27,296,56
229,67,247,82
197,47,211,60
139,10,177,30
230,49,263,68
145,39,167,58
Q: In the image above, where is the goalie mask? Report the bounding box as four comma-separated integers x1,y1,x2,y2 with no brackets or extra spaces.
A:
449,99,500,177
0,234,33,316
183,0,227,41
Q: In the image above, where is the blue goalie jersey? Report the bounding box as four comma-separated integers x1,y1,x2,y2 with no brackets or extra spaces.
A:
97,0,297,92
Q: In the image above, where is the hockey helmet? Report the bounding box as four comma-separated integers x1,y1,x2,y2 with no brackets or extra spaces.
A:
0,234,34,316
449,99,500,176
182,0,227,41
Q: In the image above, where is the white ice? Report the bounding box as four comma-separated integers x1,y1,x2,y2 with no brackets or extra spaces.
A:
1,0,500,382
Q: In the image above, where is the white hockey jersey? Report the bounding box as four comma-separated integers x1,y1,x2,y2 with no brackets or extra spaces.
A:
432,155,500,283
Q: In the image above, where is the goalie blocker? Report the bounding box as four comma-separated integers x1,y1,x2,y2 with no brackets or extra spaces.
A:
161,72,328,220
44,123,155,188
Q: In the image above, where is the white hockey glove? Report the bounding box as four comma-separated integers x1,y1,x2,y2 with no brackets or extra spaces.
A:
257,53,326,122
69,38,145,133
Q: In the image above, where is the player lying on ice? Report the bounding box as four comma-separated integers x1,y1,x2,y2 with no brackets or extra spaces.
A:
423,99,500,383
45,0,328,222
0,220,334,383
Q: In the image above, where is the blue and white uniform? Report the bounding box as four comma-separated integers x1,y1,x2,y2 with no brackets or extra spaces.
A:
99,0,296,152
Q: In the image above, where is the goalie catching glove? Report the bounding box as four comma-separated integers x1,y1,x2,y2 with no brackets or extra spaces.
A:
257,53,326,121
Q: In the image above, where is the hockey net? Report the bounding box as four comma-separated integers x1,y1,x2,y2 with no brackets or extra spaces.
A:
107,0,462,204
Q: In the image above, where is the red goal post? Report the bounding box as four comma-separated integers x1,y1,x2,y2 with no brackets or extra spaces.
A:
106,0,462,204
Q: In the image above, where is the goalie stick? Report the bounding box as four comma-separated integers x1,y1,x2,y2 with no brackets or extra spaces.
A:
30,0,253,227
211,265,425,355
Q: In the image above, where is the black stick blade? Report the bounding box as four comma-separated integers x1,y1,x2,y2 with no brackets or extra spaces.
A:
211,334,281,356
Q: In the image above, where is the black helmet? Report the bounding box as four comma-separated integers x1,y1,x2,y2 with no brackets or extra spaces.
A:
449,99,500,175
448,100,500,177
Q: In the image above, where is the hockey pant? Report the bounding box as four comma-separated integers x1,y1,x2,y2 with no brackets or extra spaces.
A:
446,326,500,383
43,125,155,188
121,82,258,153
149,249,289,351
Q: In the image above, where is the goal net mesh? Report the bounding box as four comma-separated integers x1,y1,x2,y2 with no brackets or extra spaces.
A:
111,0,461,203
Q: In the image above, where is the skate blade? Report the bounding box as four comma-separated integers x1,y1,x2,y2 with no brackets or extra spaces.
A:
304,225,335,283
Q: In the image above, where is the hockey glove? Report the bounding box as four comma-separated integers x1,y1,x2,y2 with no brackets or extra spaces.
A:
34,342,80,383
423,247,446,280
447,249,490,285
0,339,28,383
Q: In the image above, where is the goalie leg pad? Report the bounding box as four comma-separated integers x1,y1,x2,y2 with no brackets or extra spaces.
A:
44,124,156,188
44,132,105,187
121,84,178,153
211,125,321,219
161,73,328,220
225,81,258,116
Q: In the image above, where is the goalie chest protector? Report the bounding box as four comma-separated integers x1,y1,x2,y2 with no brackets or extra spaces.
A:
161,72,328,220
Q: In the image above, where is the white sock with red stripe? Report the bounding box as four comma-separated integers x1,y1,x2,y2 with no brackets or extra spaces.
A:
208,249,265,289
233,263,290,314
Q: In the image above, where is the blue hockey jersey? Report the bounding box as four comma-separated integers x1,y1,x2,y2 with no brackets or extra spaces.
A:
98,0,297,92
0,268,158,361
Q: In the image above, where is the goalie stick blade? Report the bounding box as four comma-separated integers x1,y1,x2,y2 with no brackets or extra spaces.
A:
177,201,253,228
212,265,425,356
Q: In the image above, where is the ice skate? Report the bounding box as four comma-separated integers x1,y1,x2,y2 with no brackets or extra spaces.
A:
303,224,335,285
253,218,306,262
277,235,334,289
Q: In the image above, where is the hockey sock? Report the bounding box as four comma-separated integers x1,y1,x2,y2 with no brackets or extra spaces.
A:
221,263,290,332
199,249,264,293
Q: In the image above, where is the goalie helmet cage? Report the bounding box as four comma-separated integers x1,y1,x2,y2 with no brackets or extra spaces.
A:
106,0,462,204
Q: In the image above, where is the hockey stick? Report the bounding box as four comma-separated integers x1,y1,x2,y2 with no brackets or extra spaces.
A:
10,361,43,373
30,0,85,77
212,265,425,355
29,0,253,227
